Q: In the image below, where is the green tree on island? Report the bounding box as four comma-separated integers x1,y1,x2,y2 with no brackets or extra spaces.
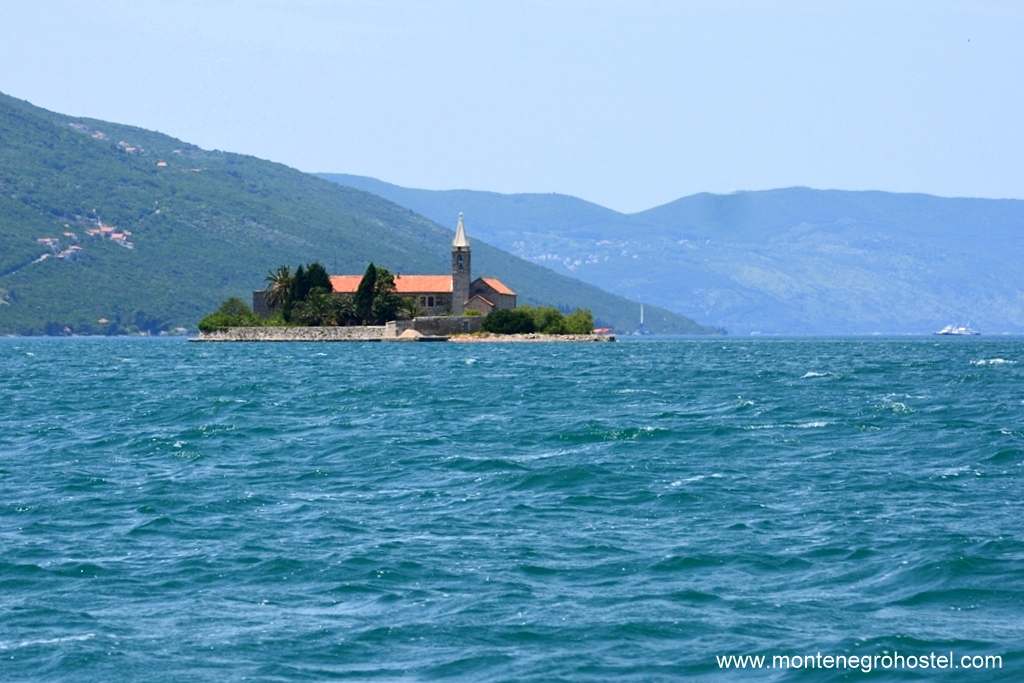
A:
399,296,422,320
264,266,293,309
483,309,536,334
283,264,309,321
305,262,332,293
370,267,403,324
198,297,260,332
353,262,377,323
331,294,357,325
564,308,595,334
528,306,567,334
482,305,595,335
293,287,334,326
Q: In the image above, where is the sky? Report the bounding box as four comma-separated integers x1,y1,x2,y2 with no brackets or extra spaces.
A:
2,0,1022,212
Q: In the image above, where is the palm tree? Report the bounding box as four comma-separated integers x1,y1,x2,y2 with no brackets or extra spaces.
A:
296,287,332,326
331,295,357,326
264,265,293,310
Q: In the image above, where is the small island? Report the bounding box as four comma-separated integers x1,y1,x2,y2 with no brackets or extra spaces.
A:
193,214,614,343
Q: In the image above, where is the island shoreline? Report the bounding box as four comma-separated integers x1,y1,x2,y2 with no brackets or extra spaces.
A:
190,326,614,343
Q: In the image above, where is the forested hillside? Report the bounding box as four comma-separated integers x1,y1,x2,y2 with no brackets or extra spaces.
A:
0,93,713,335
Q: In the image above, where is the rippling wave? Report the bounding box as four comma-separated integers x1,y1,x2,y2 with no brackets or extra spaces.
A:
2,337,1022,680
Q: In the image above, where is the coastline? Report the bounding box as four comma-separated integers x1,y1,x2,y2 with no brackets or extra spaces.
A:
190,326,615,343
450,332,614,343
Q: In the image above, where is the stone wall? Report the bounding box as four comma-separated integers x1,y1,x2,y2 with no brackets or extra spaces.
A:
384,316,483,338
409,315,484,337
194,326,386,342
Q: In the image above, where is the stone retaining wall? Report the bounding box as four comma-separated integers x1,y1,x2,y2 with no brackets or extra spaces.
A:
385,316,484,338
193,326,386,342
193,324,614,343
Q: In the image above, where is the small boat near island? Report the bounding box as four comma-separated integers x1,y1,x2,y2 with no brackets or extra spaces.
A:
935,324,980,336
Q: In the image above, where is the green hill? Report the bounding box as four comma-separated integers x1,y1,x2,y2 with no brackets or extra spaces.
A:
0,93,715,335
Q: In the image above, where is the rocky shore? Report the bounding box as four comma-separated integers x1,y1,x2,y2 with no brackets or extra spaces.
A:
451,332,615,343
192,327,615,343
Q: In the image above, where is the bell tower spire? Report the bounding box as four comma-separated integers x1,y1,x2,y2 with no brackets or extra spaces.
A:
451,212,471,314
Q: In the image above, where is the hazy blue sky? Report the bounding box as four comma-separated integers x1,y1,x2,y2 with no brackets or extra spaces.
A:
2,1,1021,211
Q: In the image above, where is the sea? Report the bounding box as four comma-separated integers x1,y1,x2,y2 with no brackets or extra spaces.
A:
2,337,1022,681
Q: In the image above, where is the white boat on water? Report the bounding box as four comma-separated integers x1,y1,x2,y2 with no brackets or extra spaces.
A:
935,324,980,336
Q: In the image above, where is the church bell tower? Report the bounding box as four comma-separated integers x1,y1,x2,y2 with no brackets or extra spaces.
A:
451,212,471,314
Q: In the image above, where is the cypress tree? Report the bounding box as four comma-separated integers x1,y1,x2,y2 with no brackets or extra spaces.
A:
290,264,309,302
353,262,377,323
306,262,331,293
371,267,402,324
284,265,309,322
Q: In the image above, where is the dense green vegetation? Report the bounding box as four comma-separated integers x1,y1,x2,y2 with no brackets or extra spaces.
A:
482,309,535,334
197,297,264,332
0,92,710,335
201,262,403,328
482,305,595,335
324,173,1024,334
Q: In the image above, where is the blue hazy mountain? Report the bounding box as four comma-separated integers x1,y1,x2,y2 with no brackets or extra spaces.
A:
321,174,1024,334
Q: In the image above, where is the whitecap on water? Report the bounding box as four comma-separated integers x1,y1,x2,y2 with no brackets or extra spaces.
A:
878,395,913,414
669,473,723,487
800,371,831,379
0,633,96,651
936,465,972,478
971,358,1016,366
747,421,828,430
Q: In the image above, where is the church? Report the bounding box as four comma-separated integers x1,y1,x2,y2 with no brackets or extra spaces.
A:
327,213,516,316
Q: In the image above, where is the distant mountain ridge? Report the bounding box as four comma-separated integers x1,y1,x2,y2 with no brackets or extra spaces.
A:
0,92,713,335
321,174,1024,334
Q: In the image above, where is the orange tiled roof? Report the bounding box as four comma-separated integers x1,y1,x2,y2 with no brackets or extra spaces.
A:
479,277,515,296
328,275,363,292
330,274,453,294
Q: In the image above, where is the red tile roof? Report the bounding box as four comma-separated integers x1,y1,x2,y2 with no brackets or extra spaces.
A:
328,275,363,292
478,277,515,296
330,274,453,294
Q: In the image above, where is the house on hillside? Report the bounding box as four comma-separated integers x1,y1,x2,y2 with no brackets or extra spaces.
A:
253,213,516,318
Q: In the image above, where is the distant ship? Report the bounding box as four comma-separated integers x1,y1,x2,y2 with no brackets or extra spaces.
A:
935,324,980,336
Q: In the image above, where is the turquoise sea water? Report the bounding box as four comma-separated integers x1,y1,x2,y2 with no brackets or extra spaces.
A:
2,337,1023,681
